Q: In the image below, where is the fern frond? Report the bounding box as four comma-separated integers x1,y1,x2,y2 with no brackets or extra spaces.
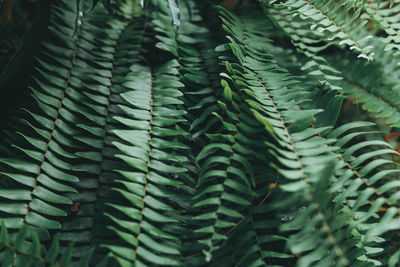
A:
0,0,89,238
325,121,400,266
265,4,344,91
177,0,221,142
0,1,146,261
227,167,295,267
192,73,258,260
328,51,400,129
214,6,374,266
361,0,400,56
277,0,374,60
102,59,190,265
272,43,400,263
55,12,150,261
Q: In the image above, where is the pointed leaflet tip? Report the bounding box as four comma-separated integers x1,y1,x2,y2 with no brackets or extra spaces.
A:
167,0,180,32
0,221,9,246
251,109,276,137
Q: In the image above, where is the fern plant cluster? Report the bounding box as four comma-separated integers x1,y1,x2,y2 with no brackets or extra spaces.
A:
0,0,400,266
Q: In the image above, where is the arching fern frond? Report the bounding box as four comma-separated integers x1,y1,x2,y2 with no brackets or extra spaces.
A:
270,0,374,60
265,4,344,91
361,0,400,56
328,51,400,129
213,5,382,266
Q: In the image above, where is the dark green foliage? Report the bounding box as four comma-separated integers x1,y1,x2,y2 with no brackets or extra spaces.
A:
0,223,95,266
1,0,400,266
